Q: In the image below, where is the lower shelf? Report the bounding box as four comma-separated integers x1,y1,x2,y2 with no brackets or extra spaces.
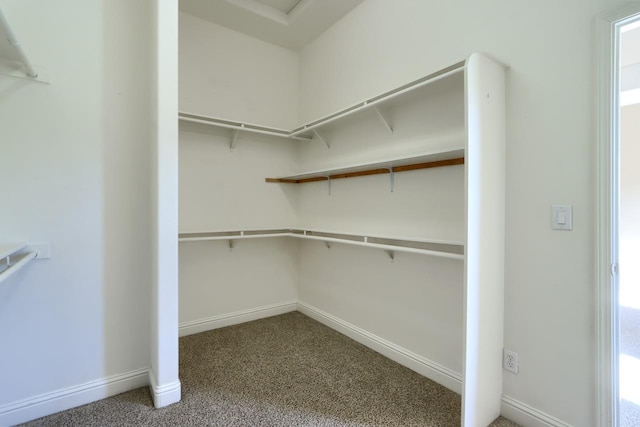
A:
178,228,464,260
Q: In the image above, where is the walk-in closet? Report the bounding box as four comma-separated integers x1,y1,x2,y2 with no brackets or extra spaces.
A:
1,0,619,426
177,2,505,426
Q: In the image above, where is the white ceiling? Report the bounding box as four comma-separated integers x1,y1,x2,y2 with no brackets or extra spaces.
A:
254,0,302,15
179,0,365,51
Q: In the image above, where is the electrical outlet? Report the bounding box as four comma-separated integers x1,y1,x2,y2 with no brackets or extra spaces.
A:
503,349,518,374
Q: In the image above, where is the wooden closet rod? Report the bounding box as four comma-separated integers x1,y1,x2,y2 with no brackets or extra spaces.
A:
265,157,464,184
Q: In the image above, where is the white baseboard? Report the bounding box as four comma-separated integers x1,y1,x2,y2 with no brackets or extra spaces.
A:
179,300,298,337
148,371,181,408
297,301,462,394
0,307,566,427
0,368,149,426
501,395,573,427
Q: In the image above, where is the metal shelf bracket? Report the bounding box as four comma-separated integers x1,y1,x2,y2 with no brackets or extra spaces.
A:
230,125,243,151
313,129,330,149
385,250,395,262
374,107,393,134
388,168,395,192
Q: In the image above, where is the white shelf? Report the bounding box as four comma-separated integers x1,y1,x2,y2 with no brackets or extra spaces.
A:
0,242,27,259
0,242,38,285
266,148,464,183
291,230,463,260
179,228,463,260
178,112,313,142
289,60,465,136
179,229,292,242
178,60,465,146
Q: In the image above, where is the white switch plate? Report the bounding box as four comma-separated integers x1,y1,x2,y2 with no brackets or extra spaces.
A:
551,205,573,230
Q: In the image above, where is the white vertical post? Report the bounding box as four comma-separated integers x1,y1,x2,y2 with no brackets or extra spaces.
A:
150,0,181,409
462,53,506,427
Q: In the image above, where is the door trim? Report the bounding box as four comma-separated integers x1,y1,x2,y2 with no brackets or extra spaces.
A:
596,4,640,426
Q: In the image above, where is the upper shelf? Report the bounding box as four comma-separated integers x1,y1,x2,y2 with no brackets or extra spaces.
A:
265,148,464,184
178,112,314,142
289,61,465,136
178,59,466,144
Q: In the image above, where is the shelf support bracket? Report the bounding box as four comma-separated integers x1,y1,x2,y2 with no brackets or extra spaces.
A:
230,127,242,151
228,239,235,252
385,250,395,262
387,168,395,192
313,129,330,149
374,107,393,134
325,176,332,196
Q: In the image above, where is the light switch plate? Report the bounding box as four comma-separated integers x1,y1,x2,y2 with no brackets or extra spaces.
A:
551,205,573,230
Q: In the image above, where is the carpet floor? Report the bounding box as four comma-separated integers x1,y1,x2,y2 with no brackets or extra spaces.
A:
20,312,519,426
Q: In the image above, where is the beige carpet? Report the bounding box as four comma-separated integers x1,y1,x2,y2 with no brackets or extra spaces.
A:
21,312,519,426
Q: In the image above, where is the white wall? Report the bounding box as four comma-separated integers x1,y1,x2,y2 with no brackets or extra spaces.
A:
620,103,640,309
179,238,298,326
178,127,299,329
297,0,623,425
178,17,299,333
293,71,467,384
621,26,640,106
298,242,464,373
1,0,614,424
177,6,468,404
295,73,465,240
179,12,299,129
179,127,299,232
0,0,158,423
621,26,640,68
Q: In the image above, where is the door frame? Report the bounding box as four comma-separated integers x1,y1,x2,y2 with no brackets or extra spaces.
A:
596,4,640,426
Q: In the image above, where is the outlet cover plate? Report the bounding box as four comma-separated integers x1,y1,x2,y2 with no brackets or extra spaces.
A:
503,349,519,374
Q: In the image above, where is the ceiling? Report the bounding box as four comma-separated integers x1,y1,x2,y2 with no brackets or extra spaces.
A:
179,0,365,51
